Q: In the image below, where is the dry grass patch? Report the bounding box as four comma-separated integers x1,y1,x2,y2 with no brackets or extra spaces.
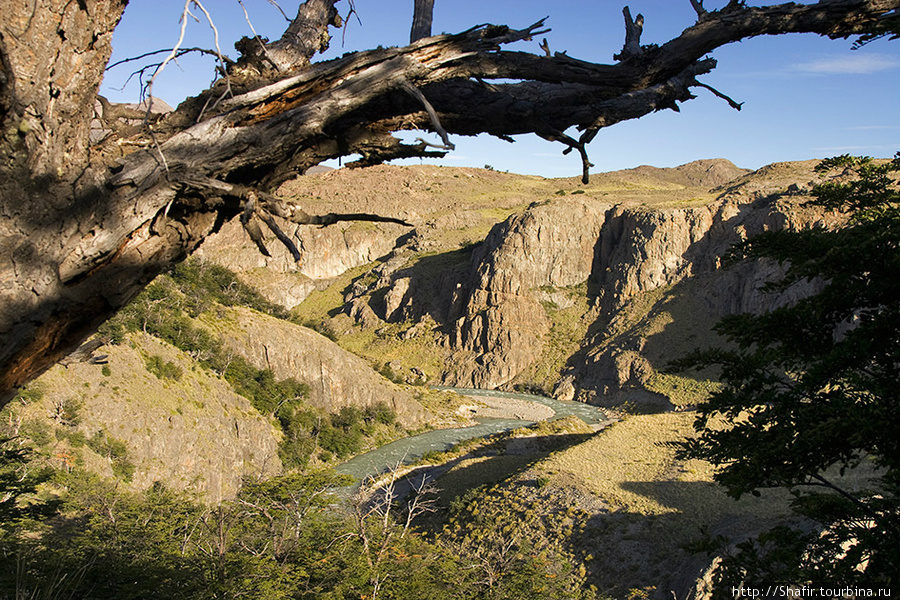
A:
530,413,796,597
542,412,790,521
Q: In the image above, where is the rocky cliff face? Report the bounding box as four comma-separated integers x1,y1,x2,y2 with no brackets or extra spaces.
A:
196,218,408,308
445,160,837,404
11,333,281,502
443,199,609,388
196,164,549,308
216,159,836,409
208,306,429,427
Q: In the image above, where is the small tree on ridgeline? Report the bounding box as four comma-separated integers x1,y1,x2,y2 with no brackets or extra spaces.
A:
675,153,900,587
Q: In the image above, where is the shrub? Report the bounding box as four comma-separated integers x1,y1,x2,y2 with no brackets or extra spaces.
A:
363,402,397,426
317,424,363,459
169,258,289,319
49,398,82,427
87,431,135,482
144,354,183,381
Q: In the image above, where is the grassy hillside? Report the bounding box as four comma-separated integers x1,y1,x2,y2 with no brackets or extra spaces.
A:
9,160,845,599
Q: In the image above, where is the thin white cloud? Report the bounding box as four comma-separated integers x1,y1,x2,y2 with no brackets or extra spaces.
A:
843,125,900,131
792,53,900,75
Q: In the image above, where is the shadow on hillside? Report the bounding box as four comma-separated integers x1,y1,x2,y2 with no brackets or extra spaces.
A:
411,431,595,530
567,196,792,412
364,244,480,327
569,478,793,600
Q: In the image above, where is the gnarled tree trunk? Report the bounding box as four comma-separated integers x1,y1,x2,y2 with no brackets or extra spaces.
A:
1,0,898,404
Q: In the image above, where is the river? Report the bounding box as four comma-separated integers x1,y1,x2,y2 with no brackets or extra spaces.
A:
335,387,609,482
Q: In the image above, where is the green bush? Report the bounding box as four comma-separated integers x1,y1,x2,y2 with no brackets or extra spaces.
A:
169,258,289,319
144,354,183,381
317,423,363,459
87,431,135,482
13,384,45,405
20,419,52,448
363,402,397,426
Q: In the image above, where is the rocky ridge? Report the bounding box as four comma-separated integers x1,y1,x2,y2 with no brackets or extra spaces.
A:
206,306,429,426
274,159,836,408
10,332,281,502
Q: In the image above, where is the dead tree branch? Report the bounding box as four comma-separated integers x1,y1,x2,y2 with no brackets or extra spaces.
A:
410,0,436,43
693,80,744,110
400,80,455,150
2,0,899,403
614,6,644,61
690,0,709,19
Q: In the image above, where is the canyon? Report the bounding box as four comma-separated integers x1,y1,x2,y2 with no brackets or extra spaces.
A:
8,158,838,597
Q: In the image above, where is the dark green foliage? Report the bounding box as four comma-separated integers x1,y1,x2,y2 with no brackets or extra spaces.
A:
143,353,183,381
0,438,57,532
0,463,596,600
12,384,44,405
18,419,52,448
317,407,365,459
364,401,397,427
87,430,135,482
169,258,290,319
675,154,900,586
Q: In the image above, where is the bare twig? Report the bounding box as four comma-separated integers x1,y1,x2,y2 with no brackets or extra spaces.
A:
266,0,291,21
804,473,881,520
145,0,193,111
189,0,233,119
694,80,744,110
342,0,362,47
106,47,230,72
236,0,275,65
400,79,455,151
690,0,708,19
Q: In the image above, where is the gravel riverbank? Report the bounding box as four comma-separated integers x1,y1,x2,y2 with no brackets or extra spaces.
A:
458,395,556,422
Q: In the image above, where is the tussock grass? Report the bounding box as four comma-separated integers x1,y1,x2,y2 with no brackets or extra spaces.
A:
542,412,790,519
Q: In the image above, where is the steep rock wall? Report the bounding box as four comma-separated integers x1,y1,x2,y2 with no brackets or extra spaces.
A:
444,199,609,388
441,161,836,399
196,218,406,308
210,307,429,427
14,333,282,502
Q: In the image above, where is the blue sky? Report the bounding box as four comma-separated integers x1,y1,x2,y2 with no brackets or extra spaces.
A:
102,0,900,177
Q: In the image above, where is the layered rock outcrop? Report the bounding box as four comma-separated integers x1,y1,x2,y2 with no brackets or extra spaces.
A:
444,199,608,388
210,307,429,427
438,160,837,402
196,217,407,308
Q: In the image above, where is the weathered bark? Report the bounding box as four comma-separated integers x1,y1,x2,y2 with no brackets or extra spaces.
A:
410,0,436,43
1,0,898,404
